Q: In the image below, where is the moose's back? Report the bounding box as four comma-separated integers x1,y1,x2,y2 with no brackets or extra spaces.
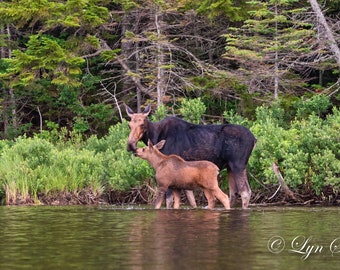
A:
145,116,256,171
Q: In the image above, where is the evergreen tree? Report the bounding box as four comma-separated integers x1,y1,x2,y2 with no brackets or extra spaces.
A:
0,0,115,137
223,0,317,99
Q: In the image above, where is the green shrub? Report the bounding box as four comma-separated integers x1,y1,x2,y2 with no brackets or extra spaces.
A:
86,120,154,190
223,109,251,127
180,98,206,124
294,94,331,119
249,102,340,195
150,104,167,122
39,148,104,194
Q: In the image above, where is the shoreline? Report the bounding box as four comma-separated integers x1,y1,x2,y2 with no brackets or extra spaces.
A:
1,186,339,207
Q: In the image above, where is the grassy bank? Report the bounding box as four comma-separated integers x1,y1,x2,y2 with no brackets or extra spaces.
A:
0,122,153,205
0,95,339,206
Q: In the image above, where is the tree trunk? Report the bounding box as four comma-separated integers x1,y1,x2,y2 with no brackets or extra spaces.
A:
309,0,340,69
274,3,279,99
1,24,18,139
121,11,142,112
155,10,166,108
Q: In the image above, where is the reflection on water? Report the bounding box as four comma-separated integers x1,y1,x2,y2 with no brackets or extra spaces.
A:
126,209,252,270
1,206,340,269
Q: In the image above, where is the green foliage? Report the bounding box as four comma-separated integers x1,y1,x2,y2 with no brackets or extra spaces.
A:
223,0,319,97
112,0,139,11
294,94,331,119
150,104,167,122
0,136,104,203
85,120,154,190
249,97,340,195
179,98,206,124
0,0,115,139
0,120,155,204
0,95,340,204
193,0,250,21
223,109,251,128
3,34,85,87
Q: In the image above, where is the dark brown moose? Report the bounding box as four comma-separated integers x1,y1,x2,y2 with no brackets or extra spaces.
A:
126,104,256,209
135,139,231,209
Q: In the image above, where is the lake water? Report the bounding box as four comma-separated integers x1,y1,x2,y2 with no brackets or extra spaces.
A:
1,205,340,269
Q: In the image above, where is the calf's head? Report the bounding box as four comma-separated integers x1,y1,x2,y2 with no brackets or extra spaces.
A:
135,140,166,160
125,104,151,152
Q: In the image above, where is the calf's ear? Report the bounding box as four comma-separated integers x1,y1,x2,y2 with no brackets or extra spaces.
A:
147,139,154,148
155,140,166,150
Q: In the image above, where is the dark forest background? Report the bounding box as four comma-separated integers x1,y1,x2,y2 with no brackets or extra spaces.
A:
1,0,339,138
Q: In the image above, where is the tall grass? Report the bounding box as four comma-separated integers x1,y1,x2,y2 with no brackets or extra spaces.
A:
0,121,153,205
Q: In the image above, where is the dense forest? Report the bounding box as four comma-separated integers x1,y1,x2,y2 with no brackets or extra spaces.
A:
0,0,339,206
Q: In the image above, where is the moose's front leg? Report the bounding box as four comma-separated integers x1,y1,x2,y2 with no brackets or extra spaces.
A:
173,190,181,209
166,188,174,208
228,171,238,207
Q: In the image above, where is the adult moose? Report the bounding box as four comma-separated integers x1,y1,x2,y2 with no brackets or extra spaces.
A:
125,104,256,209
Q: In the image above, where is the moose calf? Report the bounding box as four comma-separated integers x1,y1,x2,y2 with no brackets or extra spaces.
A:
135,139,230,209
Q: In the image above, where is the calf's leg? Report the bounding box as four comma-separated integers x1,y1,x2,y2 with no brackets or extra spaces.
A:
166,189,197,208
212,188,230,209
185,190,197,208
203,189,216,209
154,188,166,209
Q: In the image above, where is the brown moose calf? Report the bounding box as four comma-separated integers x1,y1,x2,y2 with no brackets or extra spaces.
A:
135,140,230,209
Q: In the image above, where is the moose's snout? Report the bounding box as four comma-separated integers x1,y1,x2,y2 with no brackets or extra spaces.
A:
127,141,137,153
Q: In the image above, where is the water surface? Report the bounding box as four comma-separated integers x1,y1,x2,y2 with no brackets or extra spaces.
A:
1,206,340,269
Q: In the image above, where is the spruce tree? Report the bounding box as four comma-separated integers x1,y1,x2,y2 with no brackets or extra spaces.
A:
223,0,316,99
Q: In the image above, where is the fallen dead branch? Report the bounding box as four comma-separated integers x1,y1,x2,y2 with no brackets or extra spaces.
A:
271,163,302,202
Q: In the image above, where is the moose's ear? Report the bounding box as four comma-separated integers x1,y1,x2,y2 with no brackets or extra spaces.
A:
143,104,151,116
125,104,135,118
155,140,166,150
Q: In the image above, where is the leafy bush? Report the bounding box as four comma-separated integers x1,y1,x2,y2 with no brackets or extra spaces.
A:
150,104,167,122
249,98,340,194
294,94,331,119
180,98,206,124
86,120,154,190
